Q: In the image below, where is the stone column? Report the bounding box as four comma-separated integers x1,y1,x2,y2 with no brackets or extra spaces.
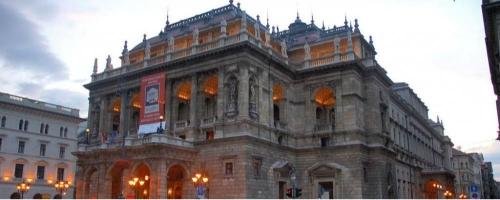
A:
238,65,249,119
216,69,225,120
119,90,130,137
165,79,173,134
333,38,340,61
96,163,109,199
98,97,108,142
305,87,314,132
189,75,198,140
240,11,248,40
155,160,168,198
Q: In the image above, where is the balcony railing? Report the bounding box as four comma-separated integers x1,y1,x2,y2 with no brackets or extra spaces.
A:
314,123,334,134
92,31,357,82
201,116,216,127
175,120,190,129
78,134,194,151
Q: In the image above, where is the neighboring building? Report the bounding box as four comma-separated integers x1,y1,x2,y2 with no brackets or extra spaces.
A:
0,92,83,198
482,0,500,138
75,1,455,198
452,149,484,199
482,162,499,198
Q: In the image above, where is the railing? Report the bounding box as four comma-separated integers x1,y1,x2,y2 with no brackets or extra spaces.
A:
79,134,194,151
91,30,356,82
0,92,79,116
201,117,216,127
314,123,334,133
310,56,335,68
175,120,190,129
274,121,287,131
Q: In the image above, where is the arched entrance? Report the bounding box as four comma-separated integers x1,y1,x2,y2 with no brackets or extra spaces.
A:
167,164,186,199
131,163,150,199
10,192,20,199
84,167,98,199
32,193,42,199
109,160,130,199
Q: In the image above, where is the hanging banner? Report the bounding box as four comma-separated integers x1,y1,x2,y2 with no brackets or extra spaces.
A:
138,73,166,134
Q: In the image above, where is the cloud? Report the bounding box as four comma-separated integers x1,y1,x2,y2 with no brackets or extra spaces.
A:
0,1,67,80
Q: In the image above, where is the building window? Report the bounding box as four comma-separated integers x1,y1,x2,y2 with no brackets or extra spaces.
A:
252,158,262,178
64,127,68,138
18,119,23,130
59,146,65,159
57,168,65,181
321,137,330,147
40,144,46,156
23,120,28,131
14,164,23,178
59,127,63,137
225,162,233,176
278,135,283,145
1,116,5,128
18,141,25,154
0,138,2,151
205,131,214,141
40,123,44,133
37,166,45,180
45,124,49,134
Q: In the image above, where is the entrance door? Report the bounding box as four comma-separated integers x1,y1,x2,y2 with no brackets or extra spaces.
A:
278,181,286,199
318,181,333,199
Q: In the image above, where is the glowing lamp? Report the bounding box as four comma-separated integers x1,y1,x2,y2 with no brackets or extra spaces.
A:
202,177,208,183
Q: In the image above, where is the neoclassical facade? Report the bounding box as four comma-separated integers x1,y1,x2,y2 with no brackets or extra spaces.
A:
75,1,456,198
0,92,83,198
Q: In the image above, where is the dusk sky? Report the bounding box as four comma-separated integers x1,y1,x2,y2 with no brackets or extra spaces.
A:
0,0,498,177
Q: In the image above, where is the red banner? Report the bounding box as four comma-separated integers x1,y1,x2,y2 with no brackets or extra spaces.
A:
139,73,165,125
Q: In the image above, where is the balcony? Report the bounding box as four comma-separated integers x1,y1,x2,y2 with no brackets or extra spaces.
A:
174,120,191,131
273,120,287,131
91,30,358,82
200,116,217,128
78,133,194,151
313,123,334,134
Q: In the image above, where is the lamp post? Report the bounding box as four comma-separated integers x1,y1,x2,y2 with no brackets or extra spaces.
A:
432,183,443,199
128,175,149,199
191,173,209,199
54,180,71,198
16,181,30,199
159,115,164,134
85,128,90,144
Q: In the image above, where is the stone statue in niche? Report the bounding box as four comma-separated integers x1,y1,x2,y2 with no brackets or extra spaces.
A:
249,77,258,119
226,77,238,117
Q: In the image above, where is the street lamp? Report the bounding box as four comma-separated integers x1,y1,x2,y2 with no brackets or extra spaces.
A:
128,175,149,199
191,173,209,199
444,190,453,199
157,115,164,134
16,181,30,198
54,180,71,197
432,183,443,199
85,128,90,144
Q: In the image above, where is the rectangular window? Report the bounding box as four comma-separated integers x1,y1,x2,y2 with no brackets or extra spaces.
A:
57,168,65,181
253,158,262,178
37,166,45,180
225,162,233,176
14,164,23,178
40,144,46,156
205,131,214,141
18,141,25,154
321,137,330,147
59,146,65,159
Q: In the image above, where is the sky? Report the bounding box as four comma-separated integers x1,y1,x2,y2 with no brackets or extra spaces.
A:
0,0,498,177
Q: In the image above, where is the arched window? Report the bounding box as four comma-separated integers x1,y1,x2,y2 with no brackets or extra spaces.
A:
314,87,336,126
1,116,5,128
64,127,68,137
273,84,284,123
60,127,63,137
273,104,280,122
19,119,23,130
45,124,49,134
177,81,191,121
40,123,44,133
23,120,28,131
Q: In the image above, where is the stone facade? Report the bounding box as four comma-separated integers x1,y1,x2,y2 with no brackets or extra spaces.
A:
0,92,83,198
452,149,484,198
75,1,455,198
